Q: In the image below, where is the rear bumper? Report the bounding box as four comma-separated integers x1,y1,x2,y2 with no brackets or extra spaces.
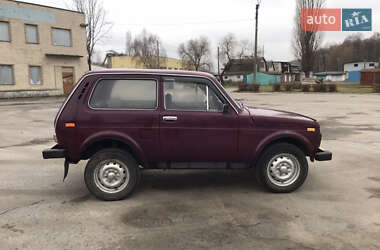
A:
42,144,66,159
315,149,332,161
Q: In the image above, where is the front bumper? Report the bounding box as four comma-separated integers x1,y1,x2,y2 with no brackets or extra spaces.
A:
42,144,66,159
315,149,332,161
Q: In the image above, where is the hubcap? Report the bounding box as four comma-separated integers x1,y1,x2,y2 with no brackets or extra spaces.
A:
94,160,129,193
267,153,300,187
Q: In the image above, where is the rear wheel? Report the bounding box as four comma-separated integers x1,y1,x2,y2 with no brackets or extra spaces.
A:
84,148,140,201
256,143,308,193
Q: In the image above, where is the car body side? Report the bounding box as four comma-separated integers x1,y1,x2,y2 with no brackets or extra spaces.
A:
54,70,321,168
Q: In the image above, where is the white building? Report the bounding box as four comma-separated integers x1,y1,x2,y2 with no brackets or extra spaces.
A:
344,61,379,72
314,72,346,82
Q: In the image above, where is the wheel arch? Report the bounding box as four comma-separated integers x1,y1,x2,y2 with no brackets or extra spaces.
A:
253,132,314,165
80,134,147,167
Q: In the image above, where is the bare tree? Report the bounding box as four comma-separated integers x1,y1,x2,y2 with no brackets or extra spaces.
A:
71,0,112,71
293,0,326,76
237,39,259,59
219,33,237,65
130,29,166,69
125,31,134,56
178,36,212,71
313,32,380,72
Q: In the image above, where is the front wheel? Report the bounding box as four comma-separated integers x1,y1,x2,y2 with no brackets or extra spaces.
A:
256,143,308,193
84,149,140,201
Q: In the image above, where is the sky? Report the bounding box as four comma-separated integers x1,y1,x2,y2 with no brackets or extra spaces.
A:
20,0,380,64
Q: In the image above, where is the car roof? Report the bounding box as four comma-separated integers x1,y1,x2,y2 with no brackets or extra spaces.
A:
85,69,216,79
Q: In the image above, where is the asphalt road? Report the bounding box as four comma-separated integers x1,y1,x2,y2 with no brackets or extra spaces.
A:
0,91,379,250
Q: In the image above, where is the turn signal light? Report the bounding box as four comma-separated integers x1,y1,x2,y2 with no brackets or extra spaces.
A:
307,128,316,132
65,122,76,128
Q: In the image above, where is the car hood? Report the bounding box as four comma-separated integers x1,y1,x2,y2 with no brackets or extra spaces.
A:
246,106,317,127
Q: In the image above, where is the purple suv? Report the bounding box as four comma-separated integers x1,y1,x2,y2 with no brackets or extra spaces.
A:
43,69,332,201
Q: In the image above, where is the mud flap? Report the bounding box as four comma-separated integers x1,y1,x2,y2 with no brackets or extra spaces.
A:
63,159,69,182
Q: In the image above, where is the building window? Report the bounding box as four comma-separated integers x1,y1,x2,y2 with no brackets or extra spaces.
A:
25,24,38,44
0,21,10,42
0,65,14,85
369,63,375,67
52,28,71,46
354,64,358,67
237,75,241,79
29,66,42,85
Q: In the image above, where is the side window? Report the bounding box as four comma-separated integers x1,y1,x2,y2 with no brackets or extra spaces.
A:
89,79,157,109
163,77,224,112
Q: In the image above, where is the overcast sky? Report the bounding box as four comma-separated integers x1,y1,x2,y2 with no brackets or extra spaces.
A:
21,0,379,63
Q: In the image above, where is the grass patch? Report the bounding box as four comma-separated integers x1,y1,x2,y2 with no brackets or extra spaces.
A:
337,84,374,94
233,83,375,94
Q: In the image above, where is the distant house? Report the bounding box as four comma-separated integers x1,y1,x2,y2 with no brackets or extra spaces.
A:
344,61,379,72
104,53,191,71
91,64,107,71
344,61,379,82
269,61,301,83
222,58,300,84
222,58,267,83
314,72,345,82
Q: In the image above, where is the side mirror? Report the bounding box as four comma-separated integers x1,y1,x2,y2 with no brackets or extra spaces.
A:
222,103,229,113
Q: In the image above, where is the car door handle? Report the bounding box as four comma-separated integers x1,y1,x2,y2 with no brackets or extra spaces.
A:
163,116,178,121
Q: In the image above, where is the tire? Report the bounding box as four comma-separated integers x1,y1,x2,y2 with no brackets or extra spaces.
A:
84,148,140,201
256,143,308,193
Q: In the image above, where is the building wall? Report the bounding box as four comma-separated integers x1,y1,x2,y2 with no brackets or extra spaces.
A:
223,74,244,83
344,62,379,72
0,0,87,98
247,72,281,85
348,72,361,82
326,74,345,82
315,74,345,82
110,56,189,70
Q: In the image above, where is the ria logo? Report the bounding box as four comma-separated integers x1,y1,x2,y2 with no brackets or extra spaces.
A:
342,9,372,31
301,8,372,31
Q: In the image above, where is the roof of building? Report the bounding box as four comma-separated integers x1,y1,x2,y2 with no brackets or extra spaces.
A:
315,71,345,75
106,54,183,61
344,60,378,65
223,58,265,76
84,68,216,79
7,0,84,14
361,68,380,73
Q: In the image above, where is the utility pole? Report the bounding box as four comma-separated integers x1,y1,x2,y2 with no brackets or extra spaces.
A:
217,46,220,77
157,40,160,69
253,1,260,85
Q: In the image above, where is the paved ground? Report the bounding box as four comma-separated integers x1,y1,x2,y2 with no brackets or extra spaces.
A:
0,92,379,250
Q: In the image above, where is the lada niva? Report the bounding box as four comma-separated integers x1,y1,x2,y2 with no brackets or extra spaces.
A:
43,69,332,201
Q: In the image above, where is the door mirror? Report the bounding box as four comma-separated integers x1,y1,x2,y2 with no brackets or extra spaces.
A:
222,103,229,113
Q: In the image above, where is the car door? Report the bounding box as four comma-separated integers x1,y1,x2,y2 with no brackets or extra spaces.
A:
159,76,238,163
79,75,161,162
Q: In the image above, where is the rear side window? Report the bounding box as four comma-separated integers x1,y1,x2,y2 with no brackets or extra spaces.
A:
89,79,157,109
